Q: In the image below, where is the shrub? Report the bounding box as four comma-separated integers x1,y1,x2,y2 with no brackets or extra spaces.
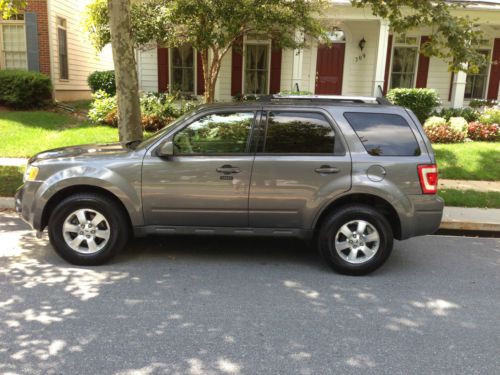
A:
387,88,440,123
479,108,500,125
448,117,468,136
424,116,447,129
87,70,116,96
423,116,467,143
432,107,479,122
469,99,498,109
0,69,52,108
88,90,117,125
88,91,200,131
467,122,500,141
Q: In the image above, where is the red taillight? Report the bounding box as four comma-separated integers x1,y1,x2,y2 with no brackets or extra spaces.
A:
418,164,438,194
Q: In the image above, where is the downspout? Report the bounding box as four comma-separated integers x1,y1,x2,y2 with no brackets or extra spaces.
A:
46,0,56,101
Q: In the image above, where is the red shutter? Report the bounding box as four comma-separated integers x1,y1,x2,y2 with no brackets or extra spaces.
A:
231,37,243,96
416,36,431,88
157,47,169,93
197,51,205,96
269,40,282,94
383,34,393,95
487,38,500,100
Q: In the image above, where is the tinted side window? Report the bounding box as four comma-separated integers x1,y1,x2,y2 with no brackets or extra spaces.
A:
344,112,421,156
173,112,254,154
264,112,335,153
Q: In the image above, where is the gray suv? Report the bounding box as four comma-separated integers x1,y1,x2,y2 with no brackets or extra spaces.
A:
15,95,443,275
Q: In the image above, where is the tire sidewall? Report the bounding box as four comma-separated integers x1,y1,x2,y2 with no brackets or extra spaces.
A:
318,205,393,275
48,195,127,265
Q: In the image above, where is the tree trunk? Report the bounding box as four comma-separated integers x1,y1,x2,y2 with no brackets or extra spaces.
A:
203,48,222,104
108,0,142,145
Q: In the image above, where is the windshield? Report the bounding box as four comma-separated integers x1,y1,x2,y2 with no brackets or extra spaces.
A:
135,111,196,150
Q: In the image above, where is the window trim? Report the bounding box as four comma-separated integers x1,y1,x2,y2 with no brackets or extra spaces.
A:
389,34,420,90
169,109,259,157
242,35,271,95
0,18,28,70
56,16,69,80
256,108,346,156
169,45,197,94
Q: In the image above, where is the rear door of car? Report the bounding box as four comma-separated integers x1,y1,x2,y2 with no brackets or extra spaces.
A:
248,106,352,229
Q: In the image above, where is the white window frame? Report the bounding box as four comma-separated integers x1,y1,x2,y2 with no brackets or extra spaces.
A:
464,43,493,100
389,34,420,90
169,46,197,94
242,34,271,95
0,16,27,70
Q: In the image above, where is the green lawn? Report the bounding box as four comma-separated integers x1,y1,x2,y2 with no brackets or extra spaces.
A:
0,166,23,197
433,142,500,181
0,111,119,158
439,189,500,209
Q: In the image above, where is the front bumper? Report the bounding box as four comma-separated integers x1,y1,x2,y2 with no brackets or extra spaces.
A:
14,182,43,230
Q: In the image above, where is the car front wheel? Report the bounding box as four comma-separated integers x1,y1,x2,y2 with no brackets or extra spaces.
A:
48,193,129,265
317,204,393,275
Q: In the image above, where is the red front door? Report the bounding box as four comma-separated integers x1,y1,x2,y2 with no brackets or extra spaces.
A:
315,43,345,95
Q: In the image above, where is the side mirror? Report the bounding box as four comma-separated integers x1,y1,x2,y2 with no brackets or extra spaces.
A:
157,140,174,157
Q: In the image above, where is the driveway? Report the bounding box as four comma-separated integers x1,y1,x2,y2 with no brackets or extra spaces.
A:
0,211,499,374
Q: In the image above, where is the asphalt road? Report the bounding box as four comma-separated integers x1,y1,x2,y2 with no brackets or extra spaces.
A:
0,211,499,375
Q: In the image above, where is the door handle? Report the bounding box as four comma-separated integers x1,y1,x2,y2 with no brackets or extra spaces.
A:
315,165,340,174
216,165,241,174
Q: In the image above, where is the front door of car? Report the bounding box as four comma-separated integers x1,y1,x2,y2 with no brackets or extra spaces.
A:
141,110,258,227
249,109,351,229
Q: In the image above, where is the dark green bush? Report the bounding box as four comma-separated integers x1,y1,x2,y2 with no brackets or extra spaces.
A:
432,107,479,122
0,70,52,108
387,88,440,123
87,70,116,96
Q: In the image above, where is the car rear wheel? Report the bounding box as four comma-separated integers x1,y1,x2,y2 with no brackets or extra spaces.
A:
317,204,393,275
48,193,129,265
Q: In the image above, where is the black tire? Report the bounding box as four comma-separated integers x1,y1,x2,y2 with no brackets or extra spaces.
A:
317,204,393,275
48,193,129,265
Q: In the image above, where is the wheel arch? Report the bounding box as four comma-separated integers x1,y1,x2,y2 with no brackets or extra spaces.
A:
313,193,402,240
40,185,133,231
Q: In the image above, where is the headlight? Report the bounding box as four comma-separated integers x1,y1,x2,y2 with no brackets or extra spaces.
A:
24,166,39,182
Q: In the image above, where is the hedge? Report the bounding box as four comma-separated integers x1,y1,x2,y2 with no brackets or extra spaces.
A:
0,70,52,108
87,70,116,96
387,88,440,123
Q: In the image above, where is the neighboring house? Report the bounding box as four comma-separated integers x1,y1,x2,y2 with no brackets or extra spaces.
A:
137,0,500,108
0,0,113,101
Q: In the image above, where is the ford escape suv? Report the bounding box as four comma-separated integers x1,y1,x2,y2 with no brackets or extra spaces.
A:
15,95,443,275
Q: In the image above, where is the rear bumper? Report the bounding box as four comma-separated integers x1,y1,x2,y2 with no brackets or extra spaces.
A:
401,195,444,239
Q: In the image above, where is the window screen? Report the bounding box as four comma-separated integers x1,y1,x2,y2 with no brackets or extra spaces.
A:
344,112,421,156
57,20,68,79
264,112,335,153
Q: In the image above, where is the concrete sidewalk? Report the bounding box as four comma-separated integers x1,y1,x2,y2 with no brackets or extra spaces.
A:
440,179,500,193
0,157,27,167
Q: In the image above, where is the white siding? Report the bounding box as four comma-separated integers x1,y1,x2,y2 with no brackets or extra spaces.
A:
48,0,114,95
427,57,453,106
216,50,232,101
138,48,158,92
280,48,294,92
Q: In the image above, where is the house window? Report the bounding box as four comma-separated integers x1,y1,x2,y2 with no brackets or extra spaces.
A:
0,23,27,69
465,49,490,99
171,45,194,93
244,44,269,95
57,17,68,80
390,36,418,89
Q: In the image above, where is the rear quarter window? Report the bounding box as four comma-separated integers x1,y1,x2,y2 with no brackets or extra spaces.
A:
343,112,421,156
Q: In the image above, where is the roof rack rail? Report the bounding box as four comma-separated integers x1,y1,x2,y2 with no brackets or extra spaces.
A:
267,94,392,105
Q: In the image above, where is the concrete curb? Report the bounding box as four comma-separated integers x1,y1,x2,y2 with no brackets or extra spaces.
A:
0,197,498,233
0,197,15,209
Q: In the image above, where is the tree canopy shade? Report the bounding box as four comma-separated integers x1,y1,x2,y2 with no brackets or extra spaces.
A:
0,0,26,18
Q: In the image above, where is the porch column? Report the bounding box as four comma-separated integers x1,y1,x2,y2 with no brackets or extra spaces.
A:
450,70,467,108
291,30,304,92
372,20,390,96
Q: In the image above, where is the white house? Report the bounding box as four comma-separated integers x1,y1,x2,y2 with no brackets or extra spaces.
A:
136,0,500,108
0,0,113,100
